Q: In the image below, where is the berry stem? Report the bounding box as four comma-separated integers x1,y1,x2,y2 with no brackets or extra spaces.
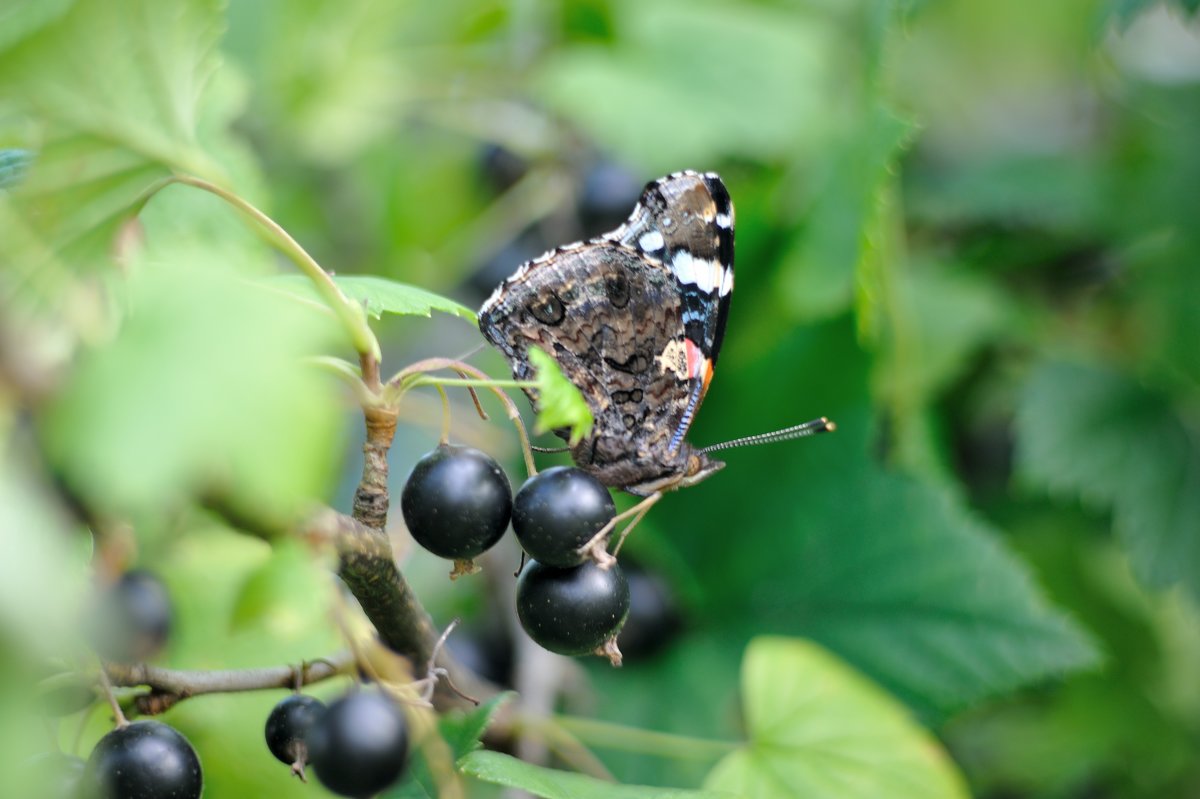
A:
96,661,129,729
435,385,451,445
387,358,539,478
579,492,662,569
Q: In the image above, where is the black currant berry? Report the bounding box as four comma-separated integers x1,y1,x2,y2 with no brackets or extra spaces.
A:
400,445,512,568
265,694,325,780
79,721,202,799
88,570,172,663
306,689,409,798
618,564,683,660
512,467,615,567
516,560,631,663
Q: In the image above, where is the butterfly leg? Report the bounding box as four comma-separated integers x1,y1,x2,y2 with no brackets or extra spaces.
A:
578,491,663,569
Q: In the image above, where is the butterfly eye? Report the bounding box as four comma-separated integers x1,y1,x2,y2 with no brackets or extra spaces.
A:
528,294,565,325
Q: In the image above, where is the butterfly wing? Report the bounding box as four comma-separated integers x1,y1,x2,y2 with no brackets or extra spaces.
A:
608,171,734,450
478,171,735,490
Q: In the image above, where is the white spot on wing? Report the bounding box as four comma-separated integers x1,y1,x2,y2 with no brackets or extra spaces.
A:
638,230,664,253
719,265,734,296
715,213,731,229
672,251,722,293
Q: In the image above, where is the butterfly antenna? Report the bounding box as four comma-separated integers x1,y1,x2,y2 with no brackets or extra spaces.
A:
699,417,835,454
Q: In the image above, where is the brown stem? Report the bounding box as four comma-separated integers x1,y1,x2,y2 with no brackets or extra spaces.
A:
339,405,440,672
350,406,396,532
105,653,354,716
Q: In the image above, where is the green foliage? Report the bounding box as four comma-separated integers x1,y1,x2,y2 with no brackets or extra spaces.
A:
776,104,916,321
230,539,331,633
3,0,1200,796
41,248,343,523
536,0,847,170
386,693,513,798
705,638,968,798
1106,0,1200,27
0,0,76,54
528,346,595,446
274,274,477,323
461,751,734,799
1016,361,1200,601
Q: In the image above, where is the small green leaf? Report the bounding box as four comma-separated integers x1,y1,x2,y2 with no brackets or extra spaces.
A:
440,692,514,758
704,637,969,799
528,347,594,446
383,693,515,799
460,751,736,799
1016,360,1200,601
272,274,476,323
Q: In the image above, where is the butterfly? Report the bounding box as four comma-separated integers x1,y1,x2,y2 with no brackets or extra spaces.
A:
478,171,739,497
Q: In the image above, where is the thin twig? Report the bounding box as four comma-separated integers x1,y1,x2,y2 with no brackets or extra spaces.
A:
96,664,129,728
105,653,355,716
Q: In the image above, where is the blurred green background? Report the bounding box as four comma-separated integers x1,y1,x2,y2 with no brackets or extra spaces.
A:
2,0,1200,796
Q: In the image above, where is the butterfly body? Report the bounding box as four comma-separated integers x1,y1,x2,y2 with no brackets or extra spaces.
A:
479,171,735,495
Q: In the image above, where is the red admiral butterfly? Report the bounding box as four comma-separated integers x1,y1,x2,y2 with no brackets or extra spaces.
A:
479,171,832,553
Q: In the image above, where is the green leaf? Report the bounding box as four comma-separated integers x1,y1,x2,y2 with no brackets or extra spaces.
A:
383,693,515,799
0,0,225,178
704,637,969,799
0,0,229,293
440,692,514,758
460,751,735,799
1015,360,1200,601
0,0,75,53
272,274,476,323
529,346,594,446
665,321,1098,715
776,103,916,321
41,244,344,525
536,0,845,169
229,540,331,634
222,0,414,164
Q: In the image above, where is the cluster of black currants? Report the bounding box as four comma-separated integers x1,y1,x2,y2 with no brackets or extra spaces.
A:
30,571,207,799
401,445,631,660
264,689,409,798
